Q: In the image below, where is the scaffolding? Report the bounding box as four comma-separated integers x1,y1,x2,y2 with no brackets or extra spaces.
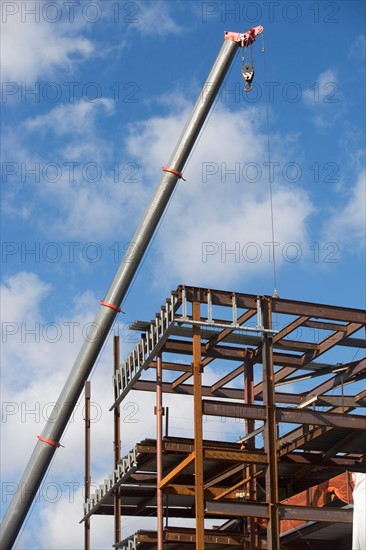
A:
81,285,366,549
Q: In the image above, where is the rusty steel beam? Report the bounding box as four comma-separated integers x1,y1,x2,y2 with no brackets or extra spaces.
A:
155,354,163,550
204,309,257,350
158,452,195,490
206,500,269,518
203,448,267,464
164,337,364,369
272,315,310,343
206,500,353,523
171,310,256,389
281,452,366,469
171,310,257,389
113,337,121,547
269,296,365,323
165,483,243,500
278,422,346,456
110,435,364,469
178,286,258,310
254,365,297,397
279,504,353,523
84,381,91,550
322,430,362,460
202,400,366,430
301,322,363,364
213,469,264,502
132,379,365,408
300,357,366,403
276,361,360,388
164,338,248,361
150,360,191,372
164,529,246,545
128,527,248,545
302,319,349,332
192,300,204,550
178,286,365,323
204,463,245,489
210,363,245,393
244,353,257,550
210,349,256,393
261,297,280,549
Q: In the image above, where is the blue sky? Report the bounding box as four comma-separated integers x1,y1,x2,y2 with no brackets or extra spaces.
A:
1,1,365,548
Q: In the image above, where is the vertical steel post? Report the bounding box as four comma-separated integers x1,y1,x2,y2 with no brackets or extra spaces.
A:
164,405,169,529
84,381,91,550
156,354,164,550
244,352,257,549
261,297,280,549
0,35,245,549
113,337,121,546
192,299,205,549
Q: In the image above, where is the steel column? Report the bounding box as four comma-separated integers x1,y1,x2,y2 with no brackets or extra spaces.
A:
0,37,241,549
113,337,121,546
261,297,280,549
84,381,91,550
244,353,257,549
156,354,164,550
193,300,205,550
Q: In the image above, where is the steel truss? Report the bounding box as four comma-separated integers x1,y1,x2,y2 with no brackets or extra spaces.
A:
82,286,366,550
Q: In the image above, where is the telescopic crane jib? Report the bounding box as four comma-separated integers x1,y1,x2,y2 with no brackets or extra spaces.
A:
0,26,263,549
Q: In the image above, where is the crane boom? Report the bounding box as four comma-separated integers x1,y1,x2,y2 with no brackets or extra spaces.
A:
0,27,263,549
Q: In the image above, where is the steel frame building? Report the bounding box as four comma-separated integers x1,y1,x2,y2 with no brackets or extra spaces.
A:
81,285,366,549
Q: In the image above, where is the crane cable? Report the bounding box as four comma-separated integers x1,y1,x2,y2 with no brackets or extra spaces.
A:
261,31,279,298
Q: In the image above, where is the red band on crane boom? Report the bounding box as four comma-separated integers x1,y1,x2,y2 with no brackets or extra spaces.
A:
100,300,122,313
162,167,186,181
37,436,64,448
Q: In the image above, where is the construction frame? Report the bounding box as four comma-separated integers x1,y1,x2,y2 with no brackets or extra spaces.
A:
81,285,366,549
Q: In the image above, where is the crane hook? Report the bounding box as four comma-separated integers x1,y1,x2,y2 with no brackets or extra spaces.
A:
242,63,254,93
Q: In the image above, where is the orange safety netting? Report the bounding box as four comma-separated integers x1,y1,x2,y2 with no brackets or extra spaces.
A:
279,471,354,533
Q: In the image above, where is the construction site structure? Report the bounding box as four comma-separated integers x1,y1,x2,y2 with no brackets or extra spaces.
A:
0,28,264,548
82,285,366,550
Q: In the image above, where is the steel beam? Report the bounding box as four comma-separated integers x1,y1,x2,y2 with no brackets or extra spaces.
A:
192,300,205,550
155,354,163,550
113,337,121,547
206,500,270,518
84,381,91,550
279,504,353,523
206,501,353,523
132,379,365,408
244,354,257,550
171,309,257,389
158,452,195,489
178,286,365,322
261,298,280,549
202,400,366,430
270,297,365,323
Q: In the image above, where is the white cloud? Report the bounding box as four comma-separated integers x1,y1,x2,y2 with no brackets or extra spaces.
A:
303,70,338,105
24,99,115,137
349,34,366,61
135,1,182,36
303,70,343,128
2,271,235,548
125,103,314,290
322,170,366,250
0,271,51,326
0,6,93,82
3,98,147,240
